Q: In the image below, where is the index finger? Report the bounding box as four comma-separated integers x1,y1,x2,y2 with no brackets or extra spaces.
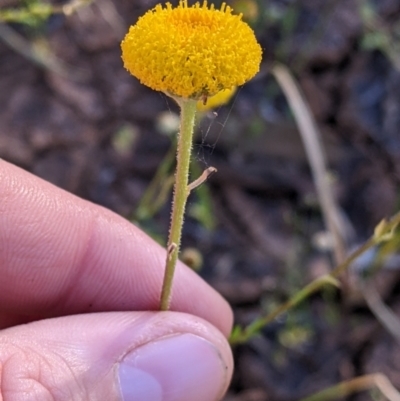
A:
0,160,232,336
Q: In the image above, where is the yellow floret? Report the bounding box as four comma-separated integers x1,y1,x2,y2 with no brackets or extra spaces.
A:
121,0,262,99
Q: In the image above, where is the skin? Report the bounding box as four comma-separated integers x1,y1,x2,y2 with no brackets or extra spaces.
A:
0,159,234,401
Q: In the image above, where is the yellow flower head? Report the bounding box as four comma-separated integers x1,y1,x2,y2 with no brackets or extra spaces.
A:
121,0,262,99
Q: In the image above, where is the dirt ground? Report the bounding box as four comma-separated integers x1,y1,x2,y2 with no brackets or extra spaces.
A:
1,0,400,400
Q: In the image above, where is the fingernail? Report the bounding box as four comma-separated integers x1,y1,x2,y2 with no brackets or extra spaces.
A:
118,333,227,401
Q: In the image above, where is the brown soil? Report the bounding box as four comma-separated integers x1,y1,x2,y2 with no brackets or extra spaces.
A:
1,0,400,400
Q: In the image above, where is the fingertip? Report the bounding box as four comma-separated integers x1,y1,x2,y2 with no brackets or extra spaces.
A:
1,312,234,401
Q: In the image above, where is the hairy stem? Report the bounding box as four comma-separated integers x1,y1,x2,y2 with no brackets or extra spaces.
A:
160,98,197,310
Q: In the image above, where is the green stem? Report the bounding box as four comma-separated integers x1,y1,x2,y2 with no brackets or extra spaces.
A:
230,212,400,344
231,276,339,344
160,98,197,310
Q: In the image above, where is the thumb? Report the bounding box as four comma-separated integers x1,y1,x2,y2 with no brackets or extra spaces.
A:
0,312,233,401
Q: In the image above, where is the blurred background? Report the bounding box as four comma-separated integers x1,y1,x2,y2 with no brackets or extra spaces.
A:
1,0,400,400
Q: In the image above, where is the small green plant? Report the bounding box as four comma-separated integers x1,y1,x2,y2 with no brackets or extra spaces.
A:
230,213,400,344
0,0,92,26
359,0,400,70
120,0,262,310
0,0,92,77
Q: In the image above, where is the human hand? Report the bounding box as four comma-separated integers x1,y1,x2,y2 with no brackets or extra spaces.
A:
0,160,233,401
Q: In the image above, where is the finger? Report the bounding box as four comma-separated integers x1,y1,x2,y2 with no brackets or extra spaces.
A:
0,312,233,401
0,160,232,336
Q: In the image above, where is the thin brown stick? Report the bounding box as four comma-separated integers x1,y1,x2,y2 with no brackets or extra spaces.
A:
272,64,351,266
187,167,217,195
360,280,400,343
300,374,400,401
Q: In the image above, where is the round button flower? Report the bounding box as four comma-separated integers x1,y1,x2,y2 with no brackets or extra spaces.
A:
121,0,262,99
